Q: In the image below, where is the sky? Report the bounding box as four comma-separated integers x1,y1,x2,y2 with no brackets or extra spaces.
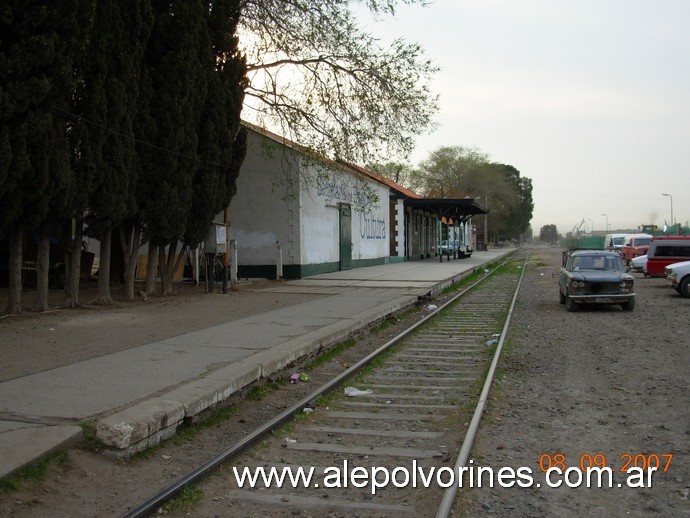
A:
356,0,690,235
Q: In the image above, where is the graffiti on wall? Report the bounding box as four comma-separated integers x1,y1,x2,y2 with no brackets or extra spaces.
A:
313,172,386,240
360,211,386,240
315,172,380,211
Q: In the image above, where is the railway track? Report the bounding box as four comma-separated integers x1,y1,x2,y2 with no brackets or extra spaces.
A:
125,253,527,517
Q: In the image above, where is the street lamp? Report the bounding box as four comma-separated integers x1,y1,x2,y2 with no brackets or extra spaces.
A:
601,213,609,232
662,193,674,233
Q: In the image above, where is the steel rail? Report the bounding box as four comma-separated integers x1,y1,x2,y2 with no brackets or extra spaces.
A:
435,254,528,518
123,252,519,517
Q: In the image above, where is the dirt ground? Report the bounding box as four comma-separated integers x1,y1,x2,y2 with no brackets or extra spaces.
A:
468,247,689,517
0,246,688,517
0,279,324,381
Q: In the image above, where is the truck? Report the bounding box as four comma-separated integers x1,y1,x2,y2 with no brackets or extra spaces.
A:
620,233,653,264
603,233,627,253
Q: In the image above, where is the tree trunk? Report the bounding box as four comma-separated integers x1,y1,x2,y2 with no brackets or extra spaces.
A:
158,240,186,296
119,222,141,301
144,241,158,296
64,218,84,308
5,224,23,315
93,229,113,305
158,241,174,296
32,228,51,312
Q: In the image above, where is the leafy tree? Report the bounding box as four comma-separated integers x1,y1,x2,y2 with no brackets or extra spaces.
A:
540,224,560,244
0,1,91,314
135,0,247,297
414,146,533,244
238,0,438,167
71,0,152,305
416,146,490,198
184,0,247,250
136,0,208,296
488,164,533,241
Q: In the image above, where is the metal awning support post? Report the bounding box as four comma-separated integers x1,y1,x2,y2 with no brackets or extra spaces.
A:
275,241,283,280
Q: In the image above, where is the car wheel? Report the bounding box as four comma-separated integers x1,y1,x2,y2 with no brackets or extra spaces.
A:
565,295,578,312
559,288,565,304
621,297,635,311
680,277,690,298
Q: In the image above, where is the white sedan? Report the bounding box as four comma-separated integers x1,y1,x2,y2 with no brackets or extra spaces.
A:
631,254,648,276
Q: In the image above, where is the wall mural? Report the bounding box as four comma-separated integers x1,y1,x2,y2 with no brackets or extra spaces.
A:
314,172,380,213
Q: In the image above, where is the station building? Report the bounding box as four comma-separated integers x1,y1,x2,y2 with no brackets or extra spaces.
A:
0,123,488,286
214,123,487,280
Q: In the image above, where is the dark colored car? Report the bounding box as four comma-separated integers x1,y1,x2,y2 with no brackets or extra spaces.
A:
559,250,635,312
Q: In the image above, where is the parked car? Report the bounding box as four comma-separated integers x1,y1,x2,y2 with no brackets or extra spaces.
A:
620,233,653,264
441,240,459,254
665,260,690,298
645,236,690,277
559,250,635,312
630,254,648,276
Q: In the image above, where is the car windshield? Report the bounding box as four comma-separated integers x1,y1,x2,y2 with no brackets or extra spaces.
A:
634,238,651,246
613,237,625,246
571,255,622,272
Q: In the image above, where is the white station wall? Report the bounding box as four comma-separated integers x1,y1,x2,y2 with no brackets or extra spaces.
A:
299,165,389,265
228,129,390,270
228,132,301,265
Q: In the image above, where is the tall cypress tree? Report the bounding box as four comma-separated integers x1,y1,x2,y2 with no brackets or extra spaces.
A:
185,0,247,249
137,0,207,295
76,0,152,305
0,1,90,314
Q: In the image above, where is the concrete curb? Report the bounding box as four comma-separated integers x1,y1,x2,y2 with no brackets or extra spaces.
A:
0,422,82,479
96,294,419,454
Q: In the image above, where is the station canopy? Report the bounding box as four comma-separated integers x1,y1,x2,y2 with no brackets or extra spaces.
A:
337,160,488,223
405,198,488,224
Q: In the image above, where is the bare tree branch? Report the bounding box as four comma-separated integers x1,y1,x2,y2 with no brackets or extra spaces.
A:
238,0,439,164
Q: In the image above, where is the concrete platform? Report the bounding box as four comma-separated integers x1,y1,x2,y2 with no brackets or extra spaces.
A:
0,249,513,477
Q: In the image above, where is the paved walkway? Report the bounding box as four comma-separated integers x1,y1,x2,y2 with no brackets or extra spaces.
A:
0,249,514,478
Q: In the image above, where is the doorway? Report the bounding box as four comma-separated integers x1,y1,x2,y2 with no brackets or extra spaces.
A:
339,204,352,270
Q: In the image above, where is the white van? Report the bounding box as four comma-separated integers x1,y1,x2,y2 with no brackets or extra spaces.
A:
603,233,627,253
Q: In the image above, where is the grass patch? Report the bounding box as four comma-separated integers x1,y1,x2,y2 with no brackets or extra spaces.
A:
440,260,503,296
162,486,203,514
355,344,397,375
172,405,239,446
78,421,104,452
370,309,414,334
312,387,341,409
131,444,161,461
0,448,71,493
305,338,357,370
0,478,18,492
248,377,284,401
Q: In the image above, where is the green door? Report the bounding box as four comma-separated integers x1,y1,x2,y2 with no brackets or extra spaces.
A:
339,204,352,270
